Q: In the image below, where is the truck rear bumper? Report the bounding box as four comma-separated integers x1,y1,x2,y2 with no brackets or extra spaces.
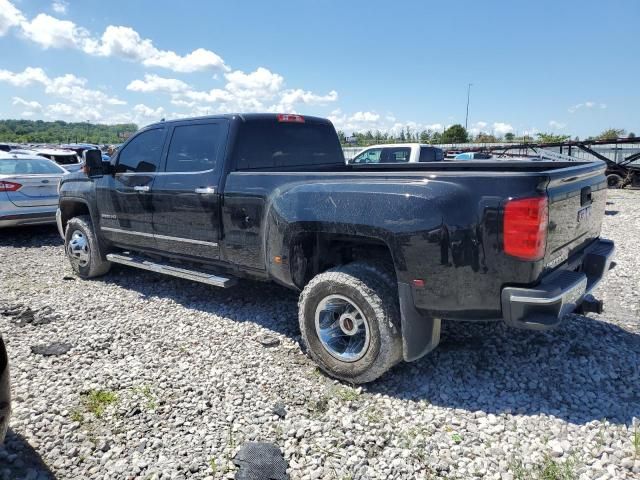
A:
501,239,614,330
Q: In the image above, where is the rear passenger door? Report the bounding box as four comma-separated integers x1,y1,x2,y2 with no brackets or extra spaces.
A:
150,120,229,261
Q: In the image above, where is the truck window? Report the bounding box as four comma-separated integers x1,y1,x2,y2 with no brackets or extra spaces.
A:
165,123,223,173
419,147,444,162
352,148,383,164
383,147,411,163
115,128,165,174
233,120,344,170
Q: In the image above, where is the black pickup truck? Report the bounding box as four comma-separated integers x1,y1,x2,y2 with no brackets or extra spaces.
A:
56,113,614,383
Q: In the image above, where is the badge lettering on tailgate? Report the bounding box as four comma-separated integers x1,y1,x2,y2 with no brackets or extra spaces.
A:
577,205,592,223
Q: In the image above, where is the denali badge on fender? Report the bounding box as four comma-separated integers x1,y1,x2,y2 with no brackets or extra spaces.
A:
577,205,592,223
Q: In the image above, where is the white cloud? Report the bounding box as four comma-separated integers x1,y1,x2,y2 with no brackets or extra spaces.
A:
0,67,126,107
12,96,42,110
279,89,338,107
224,67,284,99
349,111,380,122
20,13,90,49
568,101,606,113
170,98,196,108
492,122,514,135
129,67,339,114
0,0,25,36
327,109,443,135
0,66,48,86
2,1,228,73
52,0,68,14
549,120,566,130
127,74,190,94
84,26,229,72
133,103,165,119
46,102,103,122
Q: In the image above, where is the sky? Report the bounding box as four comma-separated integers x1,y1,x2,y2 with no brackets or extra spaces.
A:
0,0,638,138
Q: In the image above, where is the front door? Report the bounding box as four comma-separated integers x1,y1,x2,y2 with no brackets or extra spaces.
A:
150,121,228,260
97,127,167,251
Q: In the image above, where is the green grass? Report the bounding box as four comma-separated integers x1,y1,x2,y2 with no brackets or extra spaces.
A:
70,409,84,423
308,394,329,415
510,455,576,480
451,433,463,444
132,385,158,410
331,386,359,402
82,389,118,417
633,425,640,459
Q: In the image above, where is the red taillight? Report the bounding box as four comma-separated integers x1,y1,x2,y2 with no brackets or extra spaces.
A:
503,196,548,261
0,181,22,192
277,114,305,123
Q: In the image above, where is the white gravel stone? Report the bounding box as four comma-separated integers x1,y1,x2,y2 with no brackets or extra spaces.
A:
0,190,639,480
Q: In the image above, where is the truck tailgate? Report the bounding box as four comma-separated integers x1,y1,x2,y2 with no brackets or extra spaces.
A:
543,162,607,270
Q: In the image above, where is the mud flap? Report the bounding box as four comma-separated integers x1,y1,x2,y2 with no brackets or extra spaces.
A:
234,442,289,480
398,282,441,362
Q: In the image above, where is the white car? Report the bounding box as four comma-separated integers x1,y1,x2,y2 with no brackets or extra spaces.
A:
11,147,82,172
348,143,444,165
0,151,67,227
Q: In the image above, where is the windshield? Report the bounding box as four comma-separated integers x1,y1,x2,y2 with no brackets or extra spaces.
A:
0,158,65,175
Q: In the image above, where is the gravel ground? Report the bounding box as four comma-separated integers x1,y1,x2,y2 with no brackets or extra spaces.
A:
0,190,639,480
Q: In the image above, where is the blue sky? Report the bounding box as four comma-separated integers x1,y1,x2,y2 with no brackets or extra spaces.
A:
0,0,638,137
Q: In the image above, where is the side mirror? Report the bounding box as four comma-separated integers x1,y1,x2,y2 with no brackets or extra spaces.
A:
83,149,108,177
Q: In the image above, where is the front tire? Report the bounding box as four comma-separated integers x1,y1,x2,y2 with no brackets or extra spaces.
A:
607,173,624,189
65,215,111,279
298,263,402,384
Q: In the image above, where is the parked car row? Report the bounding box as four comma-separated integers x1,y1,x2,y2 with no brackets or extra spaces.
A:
0,143,117,173
346,143,517,164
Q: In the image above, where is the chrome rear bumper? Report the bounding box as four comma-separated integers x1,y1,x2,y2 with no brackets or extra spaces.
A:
501,239,615,330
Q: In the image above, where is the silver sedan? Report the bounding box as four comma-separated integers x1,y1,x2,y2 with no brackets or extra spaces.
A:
0,153,67,228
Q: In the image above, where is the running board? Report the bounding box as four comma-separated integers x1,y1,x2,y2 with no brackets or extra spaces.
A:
106,253,237,288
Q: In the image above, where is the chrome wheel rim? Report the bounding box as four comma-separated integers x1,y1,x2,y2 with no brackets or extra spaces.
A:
314,294,370,362
68,230,90,267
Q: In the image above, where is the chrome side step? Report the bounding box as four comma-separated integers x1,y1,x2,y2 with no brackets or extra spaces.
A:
106,253,237,288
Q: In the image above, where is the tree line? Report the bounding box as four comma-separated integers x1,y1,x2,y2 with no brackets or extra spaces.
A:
0,119,138,144
0,119,634,147
337,125,636,147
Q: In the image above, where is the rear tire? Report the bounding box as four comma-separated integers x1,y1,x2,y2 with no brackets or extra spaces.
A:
298,262,402,384
65,215,111,279
607,174,624,189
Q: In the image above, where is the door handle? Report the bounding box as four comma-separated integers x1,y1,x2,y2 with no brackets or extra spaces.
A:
133,185,150,192
195,187,216,194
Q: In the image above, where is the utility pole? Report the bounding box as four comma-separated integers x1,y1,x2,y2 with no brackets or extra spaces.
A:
465,83,472,131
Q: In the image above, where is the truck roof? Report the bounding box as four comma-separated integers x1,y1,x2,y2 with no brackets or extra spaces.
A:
145,113,335,130
357,143,441,149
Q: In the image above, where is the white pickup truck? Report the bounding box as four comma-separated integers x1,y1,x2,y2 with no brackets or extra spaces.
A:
347,143,444,164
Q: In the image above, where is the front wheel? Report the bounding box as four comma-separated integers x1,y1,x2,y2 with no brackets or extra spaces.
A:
607,173,624,189
65,215,111,279
298,263,402,384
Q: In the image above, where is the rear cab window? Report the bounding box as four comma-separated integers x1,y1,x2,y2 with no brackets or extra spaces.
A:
233,118,344,170
165,123,226,173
